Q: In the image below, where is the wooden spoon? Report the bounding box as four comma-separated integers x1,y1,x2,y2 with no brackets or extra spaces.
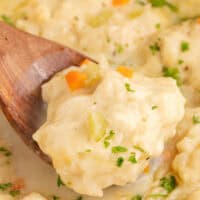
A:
0,22,90,164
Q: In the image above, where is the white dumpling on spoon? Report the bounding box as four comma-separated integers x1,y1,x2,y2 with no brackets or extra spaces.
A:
34,61,185,197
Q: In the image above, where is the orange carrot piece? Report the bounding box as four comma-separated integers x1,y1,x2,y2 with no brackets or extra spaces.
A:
112,0,130,6
197,18,200,24
65,71,87,91
117,66,134,78
143,165,150,174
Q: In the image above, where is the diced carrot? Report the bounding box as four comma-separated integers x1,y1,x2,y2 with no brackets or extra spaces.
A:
65,70,87,91
197,18,200,24
112,0,130,6
143,165,150,174
80,59,90,66
117,66,134,78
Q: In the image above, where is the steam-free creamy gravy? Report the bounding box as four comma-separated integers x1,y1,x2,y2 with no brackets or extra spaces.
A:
0,0,200,199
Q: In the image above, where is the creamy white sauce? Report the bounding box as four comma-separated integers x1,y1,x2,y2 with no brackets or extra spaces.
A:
0,0,200,199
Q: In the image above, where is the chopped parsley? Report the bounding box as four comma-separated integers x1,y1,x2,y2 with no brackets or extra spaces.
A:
76,196,83,200
105,130,115,140
9,190,20,197
116,44,124,54
52,196,60,200
104,140,110,148
178,59,184,65
104,130,115,148
192,115,200,124
131,194,142,200
163,67,181,86
181,41,189,52
165,1,178,12
152,105,158,110
0,147,12,157
0,183,12,191
149,42,160,55
116,157,124,167
155,23,161,29
0,182,21,197
1,15,15,26
128,153,137,164
57,175,65,187
125,83,135,92
112,146,128,153
150,0,178,12
160,175,177,193
150,0,166,6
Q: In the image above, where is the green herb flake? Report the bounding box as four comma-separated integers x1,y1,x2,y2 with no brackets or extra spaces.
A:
116,157,124,167
0,183,12,191
131,194,142,200
57,175,65,187
165,1,178,12
150,0,166,6
116,44,124,54
104,130,115,148
104,140,110,148
9,190,20,197
181,41,189,52
149,42,160,55
112,146,128,153
163,67,181,86
125,83,135,92
105,130,115,140
128,153,137,164
150,0,178,12
178,59,184,65
152,105,158,110
155,23,161,29
160,175,177,193
0,147,12,157
192,115,200,124
1,15,15,26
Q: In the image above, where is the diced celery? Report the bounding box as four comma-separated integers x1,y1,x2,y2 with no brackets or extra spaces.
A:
88,112,108,142
82,62,101,87
88,10,113,28
128,10,143,19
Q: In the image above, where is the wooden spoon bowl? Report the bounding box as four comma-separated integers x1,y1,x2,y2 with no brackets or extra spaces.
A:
0,22,89,163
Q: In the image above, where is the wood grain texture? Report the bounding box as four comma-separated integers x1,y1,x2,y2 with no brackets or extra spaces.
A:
0,22,88,163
